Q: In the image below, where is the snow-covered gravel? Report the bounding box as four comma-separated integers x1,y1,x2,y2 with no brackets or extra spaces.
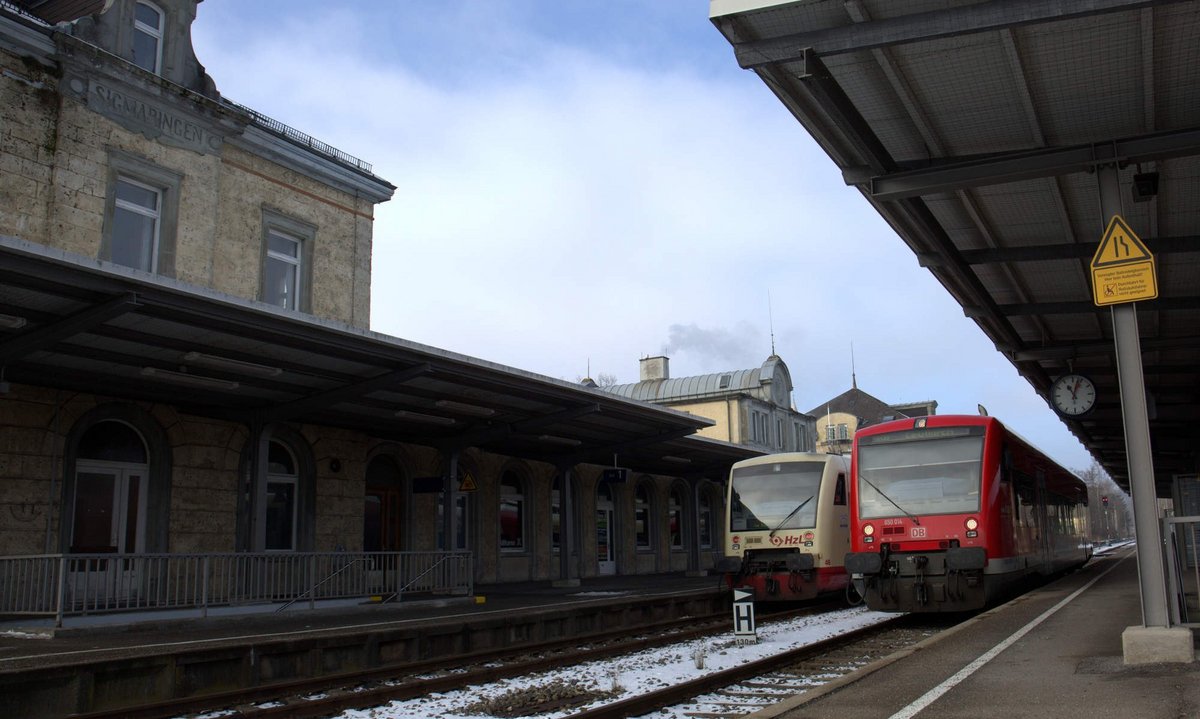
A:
338,605,893,719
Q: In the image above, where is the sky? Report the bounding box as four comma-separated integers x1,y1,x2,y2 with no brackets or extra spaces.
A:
189,1,1098,474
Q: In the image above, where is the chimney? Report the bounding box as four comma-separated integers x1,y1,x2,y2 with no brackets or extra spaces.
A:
640,356,670,381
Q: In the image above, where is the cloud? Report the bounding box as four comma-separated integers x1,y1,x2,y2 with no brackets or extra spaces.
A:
190,2,1099,473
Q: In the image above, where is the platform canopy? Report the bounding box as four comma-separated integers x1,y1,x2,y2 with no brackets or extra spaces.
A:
711,0,1200,496
0,238,758,480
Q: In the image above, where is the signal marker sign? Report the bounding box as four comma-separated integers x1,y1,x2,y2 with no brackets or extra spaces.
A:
732,588,757,643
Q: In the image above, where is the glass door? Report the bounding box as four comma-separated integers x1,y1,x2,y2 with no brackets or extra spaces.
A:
70,461,147,607
596,506,616,575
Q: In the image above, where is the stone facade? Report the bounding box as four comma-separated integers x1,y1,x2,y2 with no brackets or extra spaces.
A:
0,0,388,327
0,1,727,596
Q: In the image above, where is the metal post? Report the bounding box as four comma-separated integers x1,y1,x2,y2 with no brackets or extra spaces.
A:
55,555,66,628
442,450,459,551
201,555,209,619
1097,163,1169,628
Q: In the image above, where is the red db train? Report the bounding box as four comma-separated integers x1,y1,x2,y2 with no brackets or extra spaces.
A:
719,452,852,602
845,415,1091,612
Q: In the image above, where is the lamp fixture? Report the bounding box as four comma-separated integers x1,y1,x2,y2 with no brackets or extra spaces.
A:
394,409,456,426
0,313,27,330
661,455,692,464
537,434,581,447
183,351,282,377
140,366,239,390
434,399,496,416
1131,171,1159,202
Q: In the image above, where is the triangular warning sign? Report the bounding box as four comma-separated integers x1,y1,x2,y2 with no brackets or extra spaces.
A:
1092,215,1153,268
457,472,477,493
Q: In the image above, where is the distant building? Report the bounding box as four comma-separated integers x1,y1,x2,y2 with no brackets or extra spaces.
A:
807,382,937,455
602,355,817,453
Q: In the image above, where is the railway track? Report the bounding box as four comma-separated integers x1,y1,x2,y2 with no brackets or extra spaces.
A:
570,613,961,719
70,602,839,719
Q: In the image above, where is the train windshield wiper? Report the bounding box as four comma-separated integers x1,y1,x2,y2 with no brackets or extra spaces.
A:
769,495,813,537
858,473,921,526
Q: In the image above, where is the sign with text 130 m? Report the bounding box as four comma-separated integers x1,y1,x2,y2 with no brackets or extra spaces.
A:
1091,215,1157,306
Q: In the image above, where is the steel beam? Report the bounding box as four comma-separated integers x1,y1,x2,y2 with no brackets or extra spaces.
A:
869,128,1200,201
732,0,1180,69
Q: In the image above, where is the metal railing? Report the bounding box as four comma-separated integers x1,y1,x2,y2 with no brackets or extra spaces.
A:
1164,515,1200,628
0,551,472,625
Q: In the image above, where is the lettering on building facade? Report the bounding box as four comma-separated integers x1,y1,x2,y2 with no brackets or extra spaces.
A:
74,76,224,155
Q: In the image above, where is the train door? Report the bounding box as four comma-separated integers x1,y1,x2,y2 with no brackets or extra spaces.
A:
596,484,616,575
1034,468,1052,573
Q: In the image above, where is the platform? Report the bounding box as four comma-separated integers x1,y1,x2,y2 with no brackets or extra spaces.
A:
765,546,1199,719
0,572,727,717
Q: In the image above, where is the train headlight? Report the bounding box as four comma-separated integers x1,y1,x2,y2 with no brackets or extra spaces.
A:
863,523,875,537
965,518,978,531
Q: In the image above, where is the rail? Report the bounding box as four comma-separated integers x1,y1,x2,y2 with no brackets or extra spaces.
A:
0,551,473,626
1164,515,1200,628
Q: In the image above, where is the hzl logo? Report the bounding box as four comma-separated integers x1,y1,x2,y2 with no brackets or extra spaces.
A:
770,531,816,547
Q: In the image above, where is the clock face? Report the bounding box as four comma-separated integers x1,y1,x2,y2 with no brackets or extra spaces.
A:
1051,374,1096,417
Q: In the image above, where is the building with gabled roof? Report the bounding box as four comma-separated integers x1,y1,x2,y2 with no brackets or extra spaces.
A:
602,354,817,454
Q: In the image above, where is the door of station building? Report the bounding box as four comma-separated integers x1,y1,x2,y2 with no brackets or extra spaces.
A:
596,486,616,575
70,460,148,606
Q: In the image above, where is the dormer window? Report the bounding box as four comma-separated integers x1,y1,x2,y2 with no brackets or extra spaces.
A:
132,1,164,74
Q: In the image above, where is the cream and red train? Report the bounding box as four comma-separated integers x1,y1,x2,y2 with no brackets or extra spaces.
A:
719,452,852,602
845,415,1092,612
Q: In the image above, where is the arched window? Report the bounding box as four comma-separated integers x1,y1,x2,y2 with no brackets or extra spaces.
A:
669,486,686,550
635,483,652,550
499,471,525,552
265,440,298,551
71,420,149,555
132,1,164,74
237,426,314,552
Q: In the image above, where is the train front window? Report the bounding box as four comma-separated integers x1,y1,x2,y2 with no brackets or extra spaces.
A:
729,461,823,532
857,430,983,519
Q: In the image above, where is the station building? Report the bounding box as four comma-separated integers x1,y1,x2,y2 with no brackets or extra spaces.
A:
807,382,937,455
0,0,758,619
603,354,817,454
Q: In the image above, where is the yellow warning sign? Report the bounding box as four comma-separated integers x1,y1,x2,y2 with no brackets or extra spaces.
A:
1091,215,1157,306
457,472,477,493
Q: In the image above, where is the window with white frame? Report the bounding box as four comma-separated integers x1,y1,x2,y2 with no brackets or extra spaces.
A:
499,471,525,552
698,491,713,549
668,487,685,549
111,177,161,272
837,423,850,440
261,209,315,312
264,229,302,310
103,151,181,277
132,1,164,74
635,483,652,549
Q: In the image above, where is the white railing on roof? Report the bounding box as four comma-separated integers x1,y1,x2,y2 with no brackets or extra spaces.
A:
0,551,472,625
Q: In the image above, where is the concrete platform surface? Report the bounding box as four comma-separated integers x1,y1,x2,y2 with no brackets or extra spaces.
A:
769,548,1200,719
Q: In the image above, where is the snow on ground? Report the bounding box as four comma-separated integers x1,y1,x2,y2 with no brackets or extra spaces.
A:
338,606,893,719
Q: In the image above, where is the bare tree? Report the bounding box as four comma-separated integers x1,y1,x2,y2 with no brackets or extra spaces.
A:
1076,460,1132,542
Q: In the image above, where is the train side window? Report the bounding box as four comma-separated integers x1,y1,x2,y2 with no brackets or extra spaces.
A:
834,473,846,505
